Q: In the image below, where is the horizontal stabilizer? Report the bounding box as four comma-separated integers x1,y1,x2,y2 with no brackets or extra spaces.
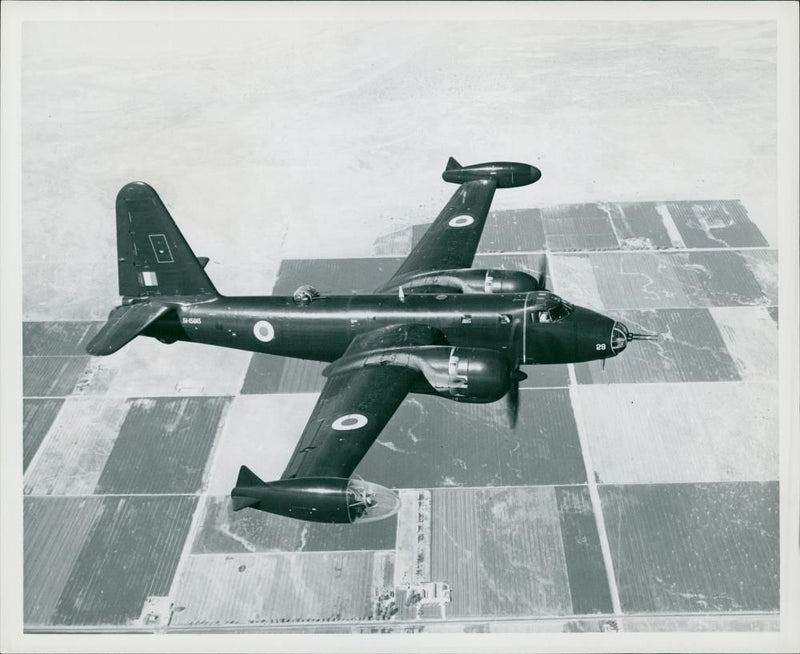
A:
445,156,462,171
86,302,170,356
197,257,209,269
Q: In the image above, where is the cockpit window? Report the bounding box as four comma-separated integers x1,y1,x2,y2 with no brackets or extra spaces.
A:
531,300,574,324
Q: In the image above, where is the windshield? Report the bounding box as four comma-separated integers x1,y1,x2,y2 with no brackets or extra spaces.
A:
532,299,574,324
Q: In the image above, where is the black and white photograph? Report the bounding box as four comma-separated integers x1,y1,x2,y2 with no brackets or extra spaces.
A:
2,2,798,652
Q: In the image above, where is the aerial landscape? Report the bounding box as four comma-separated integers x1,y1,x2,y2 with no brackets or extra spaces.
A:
22,196,779,632
6,8,795,650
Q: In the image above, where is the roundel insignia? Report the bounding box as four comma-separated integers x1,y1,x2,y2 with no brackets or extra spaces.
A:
448,214,474,228
253,320,275,342
332,414,368,431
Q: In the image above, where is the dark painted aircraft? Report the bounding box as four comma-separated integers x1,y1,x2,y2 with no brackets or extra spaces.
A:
88,157,657,525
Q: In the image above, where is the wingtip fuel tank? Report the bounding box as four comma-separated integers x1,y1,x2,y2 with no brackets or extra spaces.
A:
231,466,400,524
442,158,541,188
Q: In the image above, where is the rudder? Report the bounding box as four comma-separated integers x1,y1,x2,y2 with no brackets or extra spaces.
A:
116,182,217,299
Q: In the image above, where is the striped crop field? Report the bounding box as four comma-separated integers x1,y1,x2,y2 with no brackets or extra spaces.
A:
600,482,779,613
23,321,103,356
25,495,196,626
171,550,386,626
22,397,64,472
429,486,572,619
95,396,230,494
24,397,130,495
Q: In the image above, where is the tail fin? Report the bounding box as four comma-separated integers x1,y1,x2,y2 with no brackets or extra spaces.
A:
116,182,217,299
231,465,265,511
445,156,462,171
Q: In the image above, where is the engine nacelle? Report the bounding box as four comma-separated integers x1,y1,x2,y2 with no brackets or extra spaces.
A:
413,347,513,403
325,345,513,404
231,471,400,524
380,268,540,295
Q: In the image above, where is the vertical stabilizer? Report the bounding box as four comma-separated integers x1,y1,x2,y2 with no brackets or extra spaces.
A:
116,182,218,299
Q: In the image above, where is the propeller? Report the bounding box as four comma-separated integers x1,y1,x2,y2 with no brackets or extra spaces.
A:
505,368,528,429
535,253,550,291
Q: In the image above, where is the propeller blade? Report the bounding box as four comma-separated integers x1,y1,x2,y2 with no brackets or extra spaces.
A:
506,376,520,429
534,253,549,290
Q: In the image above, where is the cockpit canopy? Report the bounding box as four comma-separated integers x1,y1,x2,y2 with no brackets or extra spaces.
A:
531,294,575,323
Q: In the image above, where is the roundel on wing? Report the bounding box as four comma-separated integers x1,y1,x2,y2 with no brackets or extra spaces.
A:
448,214,474,228
332,414,369,431
253,320,275,342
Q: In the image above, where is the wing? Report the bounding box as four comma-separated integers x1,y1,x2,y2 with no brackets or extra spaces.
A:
280,325,444,480
376,178,497,290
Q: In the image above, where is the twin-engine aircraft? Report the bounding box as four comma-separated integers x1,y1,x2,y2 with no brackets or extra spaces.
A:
88,158,656,525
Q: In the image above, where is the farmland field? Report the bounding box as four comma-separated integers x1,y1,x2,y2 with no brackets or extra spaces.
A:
611,202,677,249
709,307,778,381
25,495,196,626
23,355,90,397
24,496,105,625
600,482,779,613
95,396,230,494
477,209,546,252
22,397,64,471
665,200,769,249
171,550,387,625
577,382,778,484
430,486,573,619
550,249,777,312
555,486,613,614
24,397,129,495
23,321,102,356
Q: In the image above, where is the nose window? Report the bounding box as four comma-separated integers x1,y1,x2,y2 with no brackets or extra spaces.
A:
611,324,628,353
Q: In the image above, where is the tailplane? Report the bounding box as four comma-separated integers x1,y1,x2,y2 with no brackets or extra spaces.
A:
86,302,170,356
116,181,217,299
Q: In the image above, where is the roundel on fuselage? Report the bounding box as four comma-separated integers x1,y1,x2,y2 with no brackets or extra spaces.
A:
253,320,275,342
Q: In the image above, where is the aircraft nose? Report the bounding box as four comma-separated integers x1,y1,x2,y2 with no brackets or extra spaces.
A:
611,321,629,355
529,165,542,183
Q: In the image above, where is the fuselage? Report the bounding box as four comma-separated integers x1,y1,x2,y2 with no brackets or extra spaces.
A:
142,290,625,366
